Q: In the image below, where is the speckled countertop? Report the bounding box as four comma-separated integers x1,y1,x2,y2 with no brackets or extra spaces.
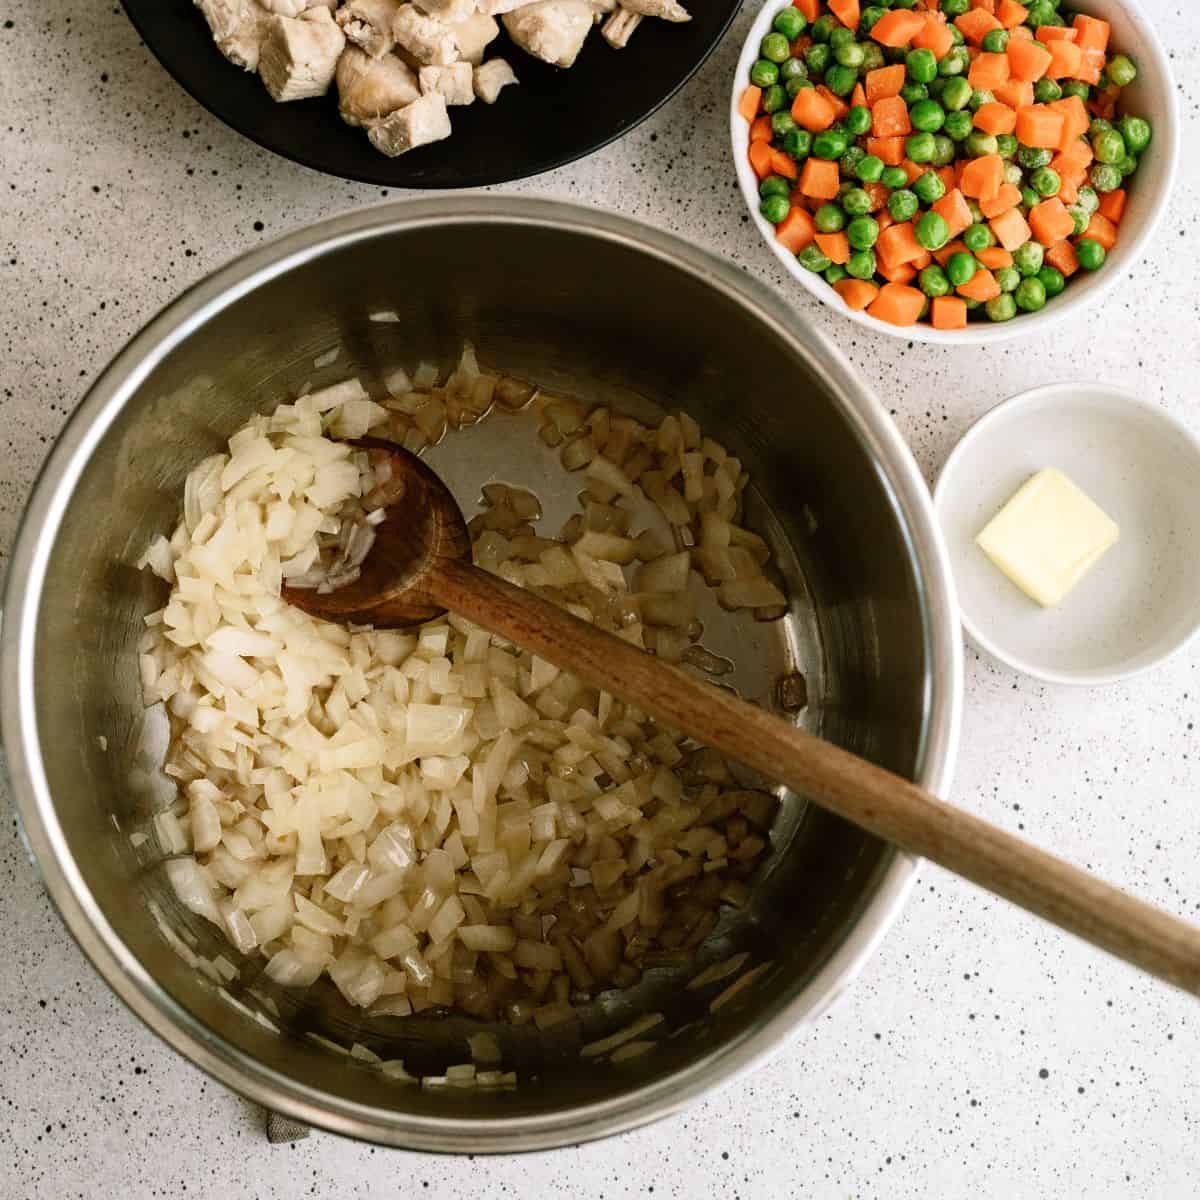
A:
2,0,1198,1195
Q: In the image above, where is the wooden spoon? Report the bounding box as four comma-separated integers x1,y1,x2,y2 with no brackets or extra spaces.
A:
286,440,1200,996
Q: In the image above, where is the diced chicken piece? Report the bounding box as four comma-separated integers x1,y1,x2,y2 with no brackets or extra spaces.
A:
392,4,460,65
337,46,422,125
419,62,475,104
601,5,638,46
618,0,689,19
366,92,452,156
477,0,538,15
502,0,593,68
449,12,499,64
473,57,517,103
588,0,617,13
412,0,477,21
257,0,306,15
258,8,346,100
194,0,267,70
336,0,403,57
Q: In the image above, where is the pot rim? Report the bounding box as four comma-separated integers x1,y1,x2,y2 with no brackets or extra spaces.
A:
0,197,962,1152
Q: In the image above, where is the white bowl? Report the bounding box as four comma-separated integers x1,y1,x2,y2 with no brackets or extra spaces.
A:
729,0,1180,344
933,383,1200,685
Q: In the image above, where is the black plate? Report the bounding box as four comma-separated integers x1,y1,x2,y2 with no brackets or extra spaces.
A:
121,0,740,188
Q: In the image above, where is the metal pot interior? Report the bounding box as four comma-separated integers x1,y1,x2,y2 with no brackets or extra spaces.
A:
10,206,949,1149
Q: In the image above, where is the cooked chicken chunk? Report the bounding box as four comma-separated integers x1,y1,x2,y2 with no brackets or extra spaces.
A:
391,4,460,65
411,0,477,21
256,0,307,15
194,0,266,70
476,0,539,16
600,5,638,45
473,56,517,103
336,0,403,56
419,62,475,104
367,91,452,155
258,7,346,100
502,0,593,68
448,11,499,64
618,0,689,19
337,46,422,124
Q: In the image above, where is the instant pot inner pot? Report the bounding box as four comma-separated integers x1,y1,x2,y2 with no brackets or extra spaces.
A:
32,221,930,1126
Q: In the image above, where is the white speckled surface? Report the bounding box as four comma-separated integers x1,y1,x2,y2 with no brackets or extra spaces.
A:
1,0,1198,1195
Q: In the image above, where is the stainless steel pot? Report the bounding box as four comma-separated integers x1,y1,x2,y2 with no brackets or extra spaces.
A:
0,198,961,1151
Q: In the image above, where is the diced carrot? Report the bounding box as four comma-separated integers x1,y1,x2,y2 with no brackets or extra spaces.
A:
970,0,996,11
989,207,1033,252
867,135,907,165
865,64,907,104
769,147,798,181
901,158,924,184
959,153,1004,202
974,101,1017,136
975,246,1013,269
1082,212,1118,251
1089,82,1117,118
980,182,1021,219
937,164,957,193
1051,137,1093,175
876,210,894,232
1048,94,1090,150
799,157,841,200
791,87,836,132
932,188,973,238
996,0,1028,27
872,95,912,138
1045,40,1083,80
817,85,851,121
1014,105,1065,149
993,79,1034,110
876,220,926,268
850,82,868,110
864,182,891,212
931,296,968,330
1058,176,1079,205
1098,188,1127,224
1036,25,1077,43
912,14,955,58
1007,37,1052,81
933,238,968,266
871,9,926,46
828,0,860,29
749,115,773,143
1045,238,1079,276
968,52,1010,91
877,259,918,284
867,282,926,326
912,249,935,271
791,34,812,56
1028,197,1076,246
1080,46,1107,86
793,0,820,19
957,268,1001,301
748,141,772,181
954,8,1001,43
738,86,762,123
1072,13,1110,52
833,278,881,311
775,207,816,254
814,231,850,264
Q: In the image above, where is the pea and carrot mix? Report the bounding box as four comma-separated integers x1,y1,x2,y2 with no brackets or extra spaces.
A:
738,0,1152,329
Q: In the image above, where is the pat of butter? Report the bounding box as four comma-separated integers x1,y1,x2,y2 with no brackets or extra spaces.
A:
975,468,1120,608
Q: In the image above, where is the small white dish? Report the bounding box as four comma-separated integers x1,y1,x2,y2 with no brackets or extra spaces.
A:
934,383,1200,685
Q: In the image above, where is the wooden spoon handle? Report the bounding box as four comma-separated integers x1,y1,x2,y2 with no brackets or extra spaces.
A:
432,556,1200,996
